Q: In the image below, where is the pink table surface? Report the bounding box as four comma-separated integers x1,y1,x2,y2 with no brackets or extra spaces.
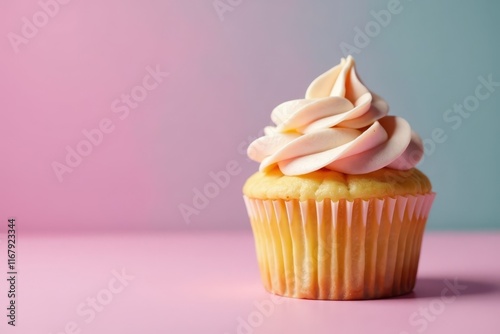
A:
1,231,499,334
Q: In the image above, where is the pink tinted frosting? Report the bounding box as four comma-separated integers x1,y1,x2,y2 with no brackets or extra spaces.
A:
247,56,423,175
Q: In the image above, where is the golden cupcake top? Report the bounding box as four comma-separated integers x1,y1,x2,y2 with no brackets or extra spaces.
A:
243,167,431,201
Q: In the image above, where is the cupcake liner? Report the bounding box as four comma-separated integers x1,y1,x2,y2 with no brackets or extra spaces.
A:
243,193,435,300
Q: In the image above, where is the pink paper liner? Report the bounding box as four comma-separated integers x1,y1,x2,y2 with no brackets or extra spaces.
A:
244,193,436,300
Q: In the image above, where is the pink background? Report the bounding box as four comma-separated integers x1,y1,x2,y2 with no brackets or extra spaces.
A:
2,1,500,230
1,2,500,333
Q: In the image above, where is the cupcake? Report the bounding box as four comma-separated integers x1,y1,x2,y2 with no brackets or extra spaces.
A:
243,56,435,300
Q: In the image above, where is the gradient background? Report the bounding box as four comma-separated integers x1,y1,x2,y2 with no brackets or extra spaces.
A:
2,0,500,232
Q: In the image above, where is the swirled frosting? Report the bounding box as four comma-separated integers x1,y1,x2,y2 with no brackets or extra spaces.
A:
247,56,424,175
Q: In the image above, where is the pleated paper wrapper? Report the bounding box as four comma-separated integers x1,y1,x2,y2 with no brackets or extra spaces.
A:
244,193,435,300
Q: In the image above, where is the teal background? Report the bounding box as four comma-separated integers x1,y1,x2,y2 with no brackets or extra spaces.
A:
339,0,500,229
214,0,500,230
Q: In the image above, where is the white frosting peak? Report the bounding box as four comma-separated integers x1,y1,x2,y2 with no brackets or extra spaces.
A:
248,56,423,175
